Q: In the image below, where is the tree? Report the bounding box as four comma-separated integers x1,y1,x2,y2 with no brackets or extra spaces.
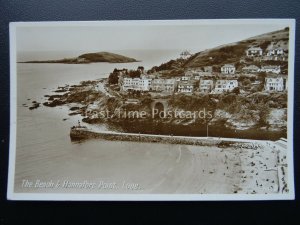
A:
232,87,240,95
242,78,251,86
128,70,141,78
108,72,119,84
257,72,267,82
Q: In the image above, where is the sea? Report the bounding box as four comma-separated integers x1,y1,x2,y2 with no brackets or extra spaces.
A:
13,50,284,194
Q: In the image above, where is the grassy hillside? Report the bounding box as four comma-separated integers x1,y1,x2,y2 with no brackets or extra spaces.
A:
184,27,289,68
78,52,138,63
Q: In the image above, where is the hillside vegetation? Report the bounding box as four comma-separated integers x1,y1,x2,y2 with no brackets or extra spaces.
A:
185,27,289,68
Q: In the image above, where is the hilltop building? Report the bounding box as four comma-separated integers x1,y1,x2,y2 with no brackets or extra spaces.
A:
180,50,192,60
246,47,263,57
265,48,288,61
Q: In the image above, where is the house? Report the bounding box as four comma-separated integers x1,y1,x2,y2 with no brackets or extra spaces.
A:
267,48,284,56
265,48,287,61
194,75,201,80
181,76,190,81
246,47,263,57
203,66,213,73
121,77,133,91
151,78,165,92
164,79,177,92
199,80,214,93
139,78,152,91
260,65,281,74
184,70,194,77
242,65,260,73
150,78,176,92
221,64,236,75
177,81,194,93
264,77,284,92
185,67,203,77
186,67,213,77
212,80,238,93
121,77,151,92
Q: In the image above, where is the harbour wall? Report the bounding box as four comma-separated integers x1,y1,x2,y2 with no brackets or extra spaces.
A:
70,128,232,146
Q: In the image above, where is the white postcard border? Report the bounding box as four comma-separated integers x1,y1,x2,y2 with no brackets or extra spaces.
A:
7,19,296,201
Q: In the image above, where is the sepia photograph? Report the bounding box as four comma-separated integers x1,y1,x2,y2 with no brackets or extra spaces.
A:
8,19,295,200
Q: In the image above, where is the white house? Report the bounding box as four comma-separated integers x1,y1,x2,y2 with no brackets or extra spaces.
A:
212,80,238,93
221,64,236,75
199,80,214,93
265,48,287,61
178,81,194,93
264,77,284,92
267,48,284,56
181,76,190,81
139,78,152,91
260,65,281,74
151,78,165,92
242,65,260,73
121,77,151,92
164,79,177,92
246,47,263,57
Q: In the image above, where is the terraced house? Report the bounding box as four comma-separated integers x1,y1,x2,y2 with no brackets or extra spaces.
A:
177,81,194,93
199,79,214,93
150,78,176,92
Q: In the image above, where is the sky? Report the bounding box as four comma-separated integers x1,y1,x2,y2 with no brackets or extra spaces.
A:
16,21,288,53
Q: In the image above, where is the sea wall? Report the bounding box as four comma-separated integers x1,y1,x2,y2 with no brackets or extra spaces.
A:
70,128,234,146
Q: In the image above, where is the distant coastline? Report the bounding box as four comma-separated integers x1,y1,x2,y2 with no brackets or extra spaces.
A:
19,51,139,64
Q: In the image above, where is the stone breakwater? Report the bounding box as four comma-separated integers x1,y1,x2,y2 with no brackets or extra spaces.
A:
70,128,234,147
